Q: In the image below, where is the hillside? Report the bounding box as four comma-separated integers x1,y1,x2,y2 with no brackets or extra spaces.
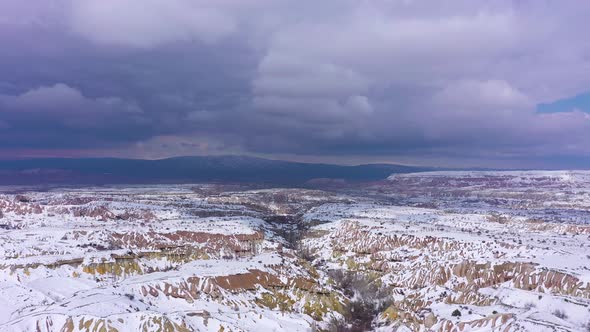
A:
0,156,432,185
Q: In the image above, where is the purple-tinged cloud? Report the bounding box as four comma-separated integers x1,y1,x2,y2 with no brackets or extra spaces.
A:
0,84,151,148
0,0,590,167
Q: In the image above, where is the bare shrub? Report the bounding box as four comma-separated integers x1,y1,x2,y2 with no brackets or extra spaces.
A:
523,302,536,310
327,270,394,331
299,246,316,262
325,317,349,332
553,309,568,320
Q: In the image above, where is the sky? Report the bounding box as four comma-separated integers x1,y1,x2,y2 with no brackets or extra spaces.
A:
1,0,590,168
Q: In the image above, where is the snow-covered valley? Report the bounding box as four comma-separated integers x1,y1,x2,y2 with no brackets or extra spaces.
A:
0,172,588,331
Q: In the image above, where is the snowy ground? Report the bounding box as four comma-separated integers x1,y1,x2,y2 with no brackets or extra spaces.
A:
0,177,588,331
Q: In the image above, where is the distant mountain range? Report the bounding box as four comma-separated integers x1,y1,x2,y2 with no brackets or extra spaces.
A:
0,155,436,185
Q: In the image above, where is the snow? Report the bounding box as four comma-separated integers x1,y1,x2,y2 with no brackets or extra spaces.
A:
0,179,589,331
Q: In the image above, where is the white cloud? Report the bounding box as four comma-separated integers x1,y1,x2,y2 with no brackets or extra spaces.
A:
0,83,85,110
0,84,147,130
0,83,140,115
69,0,238,47
432,80,532,111
345,95,372,115
254,54,369,99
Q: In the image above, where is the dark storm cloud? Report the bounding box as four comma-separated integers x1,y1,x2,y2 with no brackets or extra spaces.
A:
1,0,590,166
0,83,152,148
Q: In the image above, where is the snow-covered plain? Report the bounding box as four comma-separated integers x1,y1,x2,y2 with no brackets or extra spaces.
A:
381,170,590,224
0,176,588,331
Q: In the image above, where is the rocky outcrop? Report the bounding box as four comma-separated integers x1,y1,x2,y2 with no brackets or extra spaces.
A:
434,313,514,332
0,196,43,215
110,230,264,255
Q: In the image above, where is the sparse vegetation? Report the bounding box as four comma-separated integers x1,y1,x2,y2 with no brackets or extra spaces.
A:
523,302,536,310
327,270,393,331
553,309,568,319
299,246,316,262
325,317,349,332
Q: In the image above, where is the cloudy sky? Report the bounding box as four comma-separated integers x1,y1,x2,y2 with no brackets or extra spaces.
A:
1,0,590,168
